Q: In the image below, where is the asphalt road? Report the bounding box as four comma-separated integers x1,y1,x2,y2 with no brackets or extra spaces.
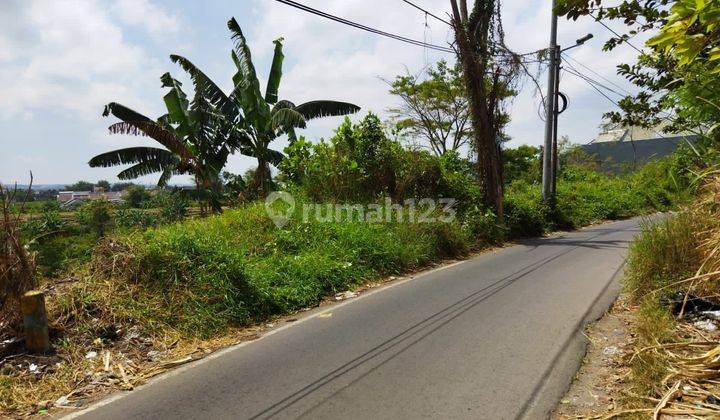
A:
69,217,645,420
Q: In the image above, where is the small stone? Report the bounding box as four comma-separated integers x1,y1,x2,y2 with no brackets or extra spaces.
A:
603,346,619,356
85,351,98,359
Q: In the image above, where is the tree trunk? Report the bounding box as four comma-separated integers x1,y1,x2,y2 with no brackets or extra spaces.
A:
449,0,504,220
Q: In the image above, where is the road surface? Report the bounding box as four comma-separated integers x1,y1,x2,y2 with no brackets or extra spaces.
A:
70,217,645,420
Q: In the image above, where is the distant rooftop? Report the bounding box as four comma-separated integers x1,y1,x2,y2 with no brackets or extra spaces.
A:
590,121,696,144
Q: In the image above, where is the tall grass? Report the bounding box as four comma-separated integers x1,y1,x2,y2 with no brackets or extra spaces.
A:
57,164,687,339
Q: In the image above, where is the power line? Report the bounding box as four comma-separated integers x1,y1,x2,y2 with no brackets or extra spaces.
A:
562,67,623,107
562,53,632,96
561,67,681,143
561,57,628,98
399,0,452,26
593,18,645,55
274,0,454,53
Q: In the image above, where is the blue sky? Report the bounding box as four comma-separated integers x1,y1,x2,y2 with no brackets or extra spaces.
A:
0,0,646,186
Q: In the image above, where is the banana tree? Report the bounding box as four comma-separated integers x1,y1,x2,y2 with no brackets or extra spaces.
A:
171,18,361,197
89,73,240,212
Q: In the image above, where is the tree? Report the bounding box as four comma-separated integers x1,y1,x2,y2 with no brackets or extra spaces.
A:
125,185,151,208
89,71,239,212
96,180,111,191
66,180,94,191
449,0,522,220
111,182,135,192
558,0,720,145
388,60,472,155
171,18,361,197
503,145,541,185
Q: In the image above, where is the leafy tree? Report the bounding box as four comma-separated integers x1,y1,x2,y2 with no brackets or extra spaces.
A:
125,185,151,208
558,0,720,147
66,180,94,191
503,145,541,185
111,182,135,192
171,18,361,197
388,60,472,155
96,180,111,191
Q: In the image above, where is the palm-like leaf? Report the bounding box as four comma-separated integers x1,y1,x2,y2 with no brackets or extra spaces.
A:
160,73,191,135
170,55,232,114
117,157,180,182
295,100,361,120
264,148,285,166
265,38,284,104
228,18,270,126
272,100,295,113
271,107,307,130
103,102,189,157
88,147,175,168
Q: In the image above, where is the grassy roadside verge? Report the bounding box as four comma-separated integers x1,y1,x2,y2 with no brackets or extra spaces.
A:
1,167,688,416
555,177,720,419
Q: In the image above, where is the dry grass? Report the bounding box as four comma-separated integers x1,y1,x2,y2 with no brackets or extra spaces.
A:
603,177,720,419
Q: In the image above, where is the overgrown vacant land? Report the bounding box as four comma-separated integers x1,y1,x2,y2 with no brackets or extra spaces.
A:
4,0,720,416
0,111,693,415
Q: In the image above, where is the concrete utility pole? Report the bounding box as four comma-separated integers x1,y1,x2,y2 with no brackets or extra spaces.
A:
542,0,559,202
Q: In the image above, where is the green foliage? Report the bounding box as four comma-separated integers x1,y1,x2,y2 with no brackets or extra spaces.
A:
96,180,111,191
65,181,94,191
504,181,548,237
115,208,159,229
99,202,471,337
281,113,481,209
152,190,188,222
125,185,151,208
77,201,113,237
625,213,701,301
647,0,720,71
21,211,66,239
503,159,689,236
33,233,96,278
503,145,541,185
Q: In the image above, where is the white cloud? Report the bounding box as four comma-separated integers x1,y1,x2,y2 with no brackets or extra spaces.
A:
0,0,171,120
111,0,180,38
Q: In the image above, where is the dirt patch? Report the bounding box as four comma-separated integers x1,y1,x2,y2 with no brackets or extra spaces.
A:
553,295,638,419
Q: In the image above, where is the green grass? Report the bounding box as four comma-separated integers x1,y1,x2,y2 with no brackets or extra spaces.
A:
53,165,686,339
624,212,701,301
79,202,476,337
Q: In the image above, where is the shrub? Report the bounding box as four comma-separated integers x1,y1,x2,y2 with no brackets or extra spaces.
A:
125,185,151,208
504,181,548,237
625,212,701,301
115,208,159,229
76,201,113,237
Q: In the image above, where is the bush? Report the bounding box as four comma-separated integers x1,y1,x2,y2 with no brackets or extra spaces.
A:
125,185,151,208
91,200,472,337
151,190,188,222
280,114,480,208
115,208,159,229
76,201,113,237
625,212,701,301
504,181,548,237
